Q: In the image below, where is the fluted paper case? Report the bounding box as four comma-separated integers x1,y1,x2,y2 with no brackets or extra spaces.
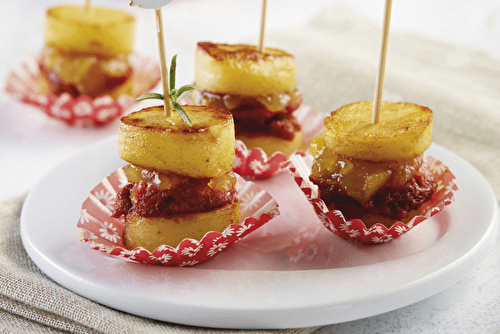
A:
78,168,280,266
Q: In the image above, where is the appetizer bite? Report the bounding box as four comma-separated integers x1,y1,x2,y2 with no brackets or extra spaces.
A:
191,42,305,156
114,105,240,251
77,4,280,264
309,101,437,228
77,98,280,264
40,4,135,98
4,3,161,126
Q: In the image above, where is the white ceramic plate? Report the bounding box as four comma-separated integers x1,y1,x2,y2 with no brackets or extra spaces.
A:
20,135,499,329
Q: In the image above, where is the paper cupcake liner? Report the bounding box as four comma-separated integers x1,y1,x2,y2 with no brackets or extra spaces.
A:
286,153,458,244
77,167,280,266
4,53,160,127
231,104,325,179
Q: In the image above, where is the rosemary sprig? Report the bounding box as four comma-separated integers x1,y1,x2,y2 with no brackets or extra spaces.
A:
135,55,195,127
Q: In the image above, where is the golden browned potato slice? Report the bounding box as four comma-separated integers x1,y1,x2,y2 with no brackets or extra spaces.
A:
124,201,240,251
323,101,433,162
118,105,235,178
195,42,297,96
44,5,135,56
237,130,305,157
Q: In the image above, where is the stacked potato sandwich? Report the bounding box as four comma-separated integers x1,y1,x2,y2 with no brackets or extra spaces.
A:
191,41,305,156
309,101,437,228
40,5,135,98
113,105,240,251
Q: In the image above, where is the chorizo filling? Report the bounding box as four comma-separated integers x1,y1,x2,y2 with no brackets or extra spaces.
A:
113,164,238,218
191,88,302,140
310,146,436,221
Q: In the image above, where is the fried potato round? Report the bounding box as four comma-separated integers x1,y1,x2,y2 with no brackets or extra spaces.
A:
323,101,433,162
44,5,135,56
195,42,297,96
118,105,235,178
237,130,305,157
123,201,240,251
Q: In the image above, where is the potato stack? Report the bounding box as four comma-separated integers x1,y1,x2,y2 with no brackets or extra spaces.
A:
40,5,135,98
192,42,305,156
115,105,240,251
309,101,436,227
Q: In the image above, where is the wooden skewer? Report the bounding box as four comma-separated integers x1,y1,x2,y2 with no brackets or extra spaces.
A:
85,0,92,12
372,0,393,124
155,7,172,117
258,0,267,52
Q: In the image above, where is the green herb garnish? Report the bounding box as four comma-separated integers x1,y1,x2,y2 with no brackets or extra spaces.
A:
135,55,195,127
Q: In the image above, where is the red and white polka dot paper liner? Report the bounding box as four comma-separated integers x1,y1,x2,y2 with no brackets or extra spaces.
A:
232,104,325,179
78,168,279,266
5,53,160,126
286,153,458,244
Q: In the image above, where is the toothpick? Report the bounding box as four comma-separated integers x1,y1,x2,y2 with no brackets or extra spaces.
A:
258,0,267,52
155,7,172,117
372,0,393,124
85,0,92,12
